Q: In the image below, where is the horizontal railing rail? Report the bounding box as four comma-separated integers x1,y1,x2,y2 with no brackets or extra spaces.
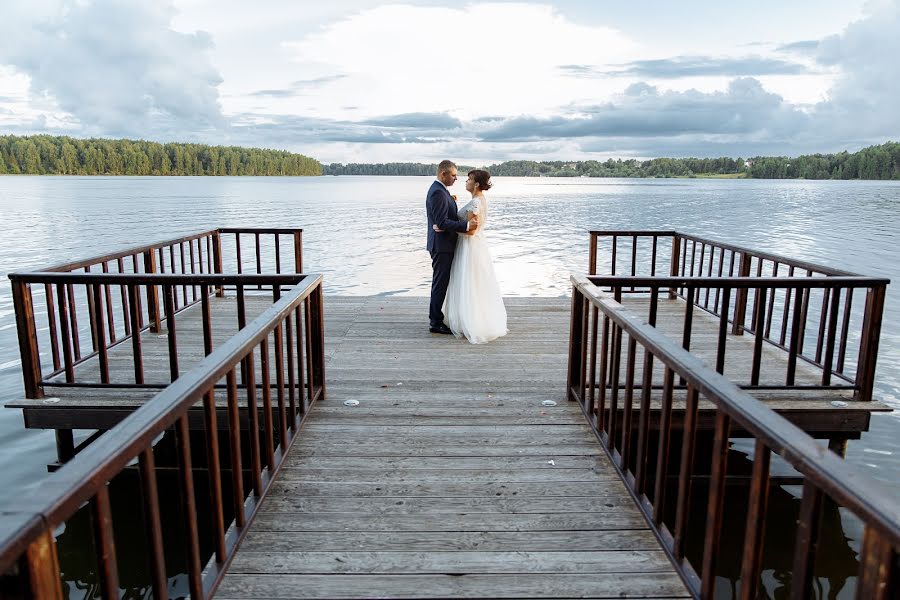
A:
10,273,311,397
587,276,888,398
0,274,326,600
39,228,303,277
586,232,888,402
589,230,856,278
567,274,899,599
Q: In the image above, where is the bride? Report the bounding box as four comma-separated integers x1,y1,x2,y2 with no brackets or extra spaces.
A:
435,169,508,344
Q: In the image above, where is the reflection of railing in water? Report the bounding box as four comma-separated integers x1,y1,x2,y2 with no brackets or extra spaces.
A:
0,273,326,600
568,274,898,598
588,231,888,402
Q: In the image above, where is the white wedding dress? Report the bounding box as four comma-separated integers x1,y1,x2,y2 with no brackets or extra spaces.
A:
444,196,508,344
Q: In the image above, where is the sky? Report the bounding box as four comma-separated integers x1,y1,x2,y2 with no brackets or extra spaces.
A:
1,0,899,164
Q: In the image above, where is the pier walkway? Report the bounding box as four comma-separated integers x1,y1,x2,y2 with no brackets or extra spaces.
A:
215,296,690,599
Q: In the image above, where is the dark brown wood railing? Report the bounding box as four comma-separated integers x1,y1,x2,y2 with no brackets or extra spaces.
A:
588,231,888,401
10,228,303,398
0,274,325,600
568,274,898,599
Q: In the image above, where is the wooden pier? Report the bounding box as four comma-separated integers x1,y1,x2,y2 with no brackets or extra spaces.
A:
216,297,691,599
2,229,898,600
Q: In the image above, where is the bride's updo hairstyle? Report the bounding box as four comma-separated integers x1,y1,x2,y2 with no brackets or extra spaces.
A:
468,169,493,190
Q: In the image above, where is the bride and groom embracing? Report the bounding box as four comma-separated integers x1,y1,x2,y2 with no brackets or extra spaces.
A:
426,160,508,344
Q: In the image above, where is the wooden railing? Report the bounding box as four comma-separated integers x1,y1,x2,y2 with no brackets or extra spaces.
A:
567,274,899,599
0,274,325,600
588,231,888,401
10,228,303,398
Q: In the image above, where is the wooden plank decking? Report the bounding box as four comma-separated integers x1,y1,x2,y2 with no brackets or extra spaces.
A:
215,297,690,599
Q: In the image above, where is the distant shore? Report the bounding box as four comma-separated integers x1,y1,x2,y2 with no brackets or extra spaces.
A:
2,134,898,180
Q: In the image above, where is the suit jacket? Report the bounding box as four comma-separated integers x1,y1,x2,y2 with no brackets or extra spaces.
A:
426,180,469,253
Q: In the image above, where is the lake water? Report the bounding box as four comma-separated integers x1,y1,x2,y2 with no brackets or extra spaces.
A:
1,175,898,598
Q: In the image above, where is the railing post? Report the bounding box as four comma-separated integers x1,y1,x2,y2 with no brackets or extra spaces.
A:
588,232,598,275
856,526,898,600
213,231,225,297
668,234,681,298
309,282,326,399
567,284,585,401
143,249,161,333
293,230,303,273
10,279,43,399
732,251,753,334
22,529,64,600
855,284,885,402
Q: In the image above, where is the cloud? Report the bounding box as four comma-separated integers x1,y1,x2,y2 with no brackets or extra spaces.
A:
227,112,456,147
561,55,814,78
0,0,224,138
479,78,806,141
282,3,637,118
775,40,821,55
809,0,900,143
247,75,348,98
362,112,462,129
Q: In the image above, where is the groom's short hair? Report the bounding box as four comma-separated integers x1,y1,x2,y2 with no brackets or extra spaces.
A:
437,160,456,175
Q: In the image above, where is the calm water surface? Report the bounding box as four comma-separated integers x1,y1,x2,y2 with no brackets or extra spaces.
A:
1,176,898,598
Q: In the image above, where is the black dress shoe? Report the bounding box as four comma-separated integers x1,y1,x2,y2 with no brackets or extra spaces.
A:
429,324,453,334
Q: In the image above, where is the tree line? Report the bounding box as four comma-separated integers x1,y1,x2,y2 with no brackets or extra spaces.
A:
0,135,322,176
3,134,898,180
322,162,475,176
324,142,900,180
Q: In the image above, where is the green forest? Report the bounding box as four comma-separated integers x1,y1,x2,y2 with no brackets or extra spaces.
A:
324,142,900,180
0,135,322,176
2,134,898,180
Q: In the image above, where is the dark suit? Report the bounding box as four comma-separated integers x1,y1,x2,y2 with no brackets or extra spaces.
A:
426,180,469,327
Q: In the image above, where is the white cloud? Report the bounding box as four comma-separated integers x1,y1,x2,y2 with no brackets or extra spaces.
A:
281,3,637,120
0,0,224,138
811,0,900,144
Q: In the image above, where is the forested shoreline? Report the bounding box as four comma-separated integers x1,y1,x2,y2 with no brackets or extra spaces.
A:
0,135,322,176
324,142,900,180
1,134,898,179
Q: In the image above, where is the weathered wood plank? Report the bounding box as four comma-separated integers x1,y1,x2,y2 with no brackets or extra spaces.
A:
255,495,634,515
290,444,602,457
237,529,661,552
247,512,648,532
265,480,624,498
275,467,612,483
227,550,675,574
281,455,607,470
215,573,691,599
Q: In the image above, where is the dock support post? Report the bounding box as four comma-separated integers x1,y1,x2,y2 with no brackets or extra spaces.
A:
828,437,849,458
855,284,886,402
567,286,585,401
143,249,161,333
294,230,303,273
668,235,681,298
732,252,753,335
55,430,75,463
11,279,44,399
213,230,225,297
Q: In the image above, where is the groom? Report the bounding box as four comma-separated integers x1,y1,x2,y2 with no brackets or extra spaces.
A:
426,160,477,334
